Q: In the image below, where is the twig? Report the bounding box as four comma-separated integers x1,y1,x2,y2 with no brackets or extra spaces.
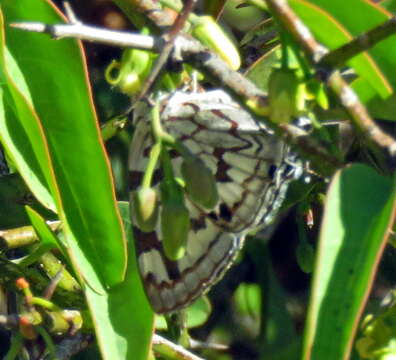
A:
189,338,228,351
152,334,204,360
0,221,61,250
9,21,267,104
134,0,198,101
10,20,341,175
10,22,161,50
63,1,79,25
43,266,65,300
113,0,180,28
319,17,396,68
265,0,396,169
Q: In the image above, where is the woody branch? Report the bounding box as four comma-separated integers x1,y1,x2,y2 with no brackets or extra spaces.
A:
265,0,396,169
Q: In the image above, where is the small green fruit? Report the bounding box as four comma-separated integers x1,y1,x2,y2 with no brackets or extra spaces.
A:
181,157,219,210
192,16,241,70
161,200,190,261
118,72,142,95
121,48,152,77
159,179,190,261
105,47,153,95
131,187,159,232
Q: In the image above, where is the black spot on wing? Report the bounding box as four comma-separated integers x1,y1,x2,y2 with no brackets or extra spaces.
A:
191,215,207,231
219,203,232,222
162,256,181,281
268,164,277,180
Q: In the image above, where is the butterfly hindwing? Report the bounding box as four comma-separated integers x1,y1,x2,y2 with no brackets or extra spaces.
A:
129,90,294,313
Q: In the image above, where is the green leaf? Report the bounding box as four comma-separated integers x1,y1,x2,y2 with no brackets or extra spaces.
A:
0,174,54,229
0,22,56,211
302,164,396,360
85,202,154,360
19,206,62,267
2,0,126,286
246,47,280,92
25,206,61,250
155,297,212,330
290,0,394,101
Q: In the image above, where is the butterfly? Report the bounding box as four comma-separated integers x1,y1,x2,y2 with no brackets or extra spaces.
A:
129,90,299,313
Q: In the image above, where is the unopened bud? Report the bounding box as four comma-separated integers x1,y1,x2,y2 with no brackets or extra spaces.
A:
193,16,240,70
118,72,141,95
161,201,190,261
131,187,159,232
105,47,153,95
181,157,219,210
160,180,190,261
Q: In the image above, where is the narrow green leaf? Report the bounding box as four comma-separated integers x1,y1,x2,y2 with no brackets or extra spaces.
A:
246,47,280,92
19,206,66,268
25,206,61,250
2,0,126,286
302,164,396,360
85,202,154,360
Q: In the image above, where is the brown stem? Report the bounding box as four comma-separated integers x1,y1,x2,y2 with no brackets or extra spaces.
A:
265,0,396,169
134,0,198,101
0,221,61,250
320,17,396,68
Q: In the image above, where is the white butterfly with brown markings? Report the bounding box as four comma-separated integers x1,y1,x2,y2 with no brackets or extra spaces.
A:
129,90,299,313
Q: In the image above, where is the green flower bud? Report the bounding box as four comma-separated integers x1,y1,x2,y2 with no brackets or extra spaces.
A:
131,187,159,232
268,68,300,124
118,72,142,95
192,16,241,70
105,47,153,95
161,200,190,261
160,180,190,261
181,157,219,210
121,48,152,78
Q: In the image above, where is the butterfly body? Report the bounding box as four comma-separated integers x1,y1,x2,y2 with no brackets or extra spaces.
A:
129,90,298,313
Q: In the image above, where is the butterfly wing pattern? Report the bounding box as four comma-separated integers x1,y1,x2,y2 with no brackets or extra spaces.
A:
129,90,299,313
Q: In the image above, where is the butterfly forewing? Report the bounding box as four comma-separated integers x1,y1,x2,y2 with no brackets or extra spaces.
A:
129,90,295,313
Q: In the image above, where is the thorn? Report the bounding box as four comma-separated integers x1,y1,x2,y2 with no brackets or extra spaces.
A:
9,22,47,33
43,266,65,300
63,1,80,24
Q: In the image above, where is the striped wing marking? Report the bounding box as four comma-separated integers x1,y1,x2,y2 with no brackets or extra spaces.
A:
129,90,293,313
